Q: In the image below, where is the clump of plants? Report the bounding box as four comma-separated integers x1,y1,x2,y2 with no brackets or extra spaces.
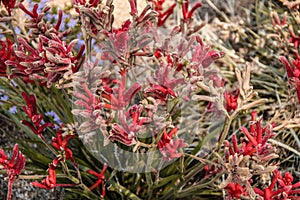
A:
0,0,299,199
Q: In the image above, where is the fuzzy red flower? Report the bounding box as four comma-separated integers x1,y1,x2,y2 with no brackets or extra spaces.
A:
224,89,240,112
0,144,26,200
110,105,148,146
87,164,107,198
150,0,176,26
21,92,55,137
31,158,59,190
158,127,186,160
224,111,277,165
31,158,75,190
181,0,202,22
225,182,248,199
0,0,16,15
145,65,185,103
97,69,141,110
0,39,14,77
52,130,75,162
254,170,300,200
239,111,275,156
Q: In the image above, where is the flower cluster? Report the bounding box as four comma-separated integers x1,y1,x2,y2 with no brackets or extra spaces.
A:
5,3,85,88
210,111,300,199
2,0,296,199
74,0,114,38
72,11,226,163
0,144,26,200
254,170,300,200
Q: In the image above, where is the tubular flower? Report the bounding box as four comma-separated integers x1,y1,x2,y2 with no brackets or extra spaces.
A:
254,170,300,200
73,0,113,37
0,0,16,15
87,164,107,198
21,92,55,137
6,3,85,88
224,89,240,112
18,3,70,39
97,69,141,110
181,0,202,22
239,111,276,157
31,158,75,190
0,144,26,200
52,130,75,162
109,105,148,146
145,65,185,103
158,127,186,160
280,55,300,101
225,182,248,199
6,35,85,88
0,39,14,77
150,0,176,26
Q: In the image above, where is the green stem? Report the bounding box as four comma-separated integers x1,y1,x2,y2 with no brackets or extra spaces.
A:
107,180,142,200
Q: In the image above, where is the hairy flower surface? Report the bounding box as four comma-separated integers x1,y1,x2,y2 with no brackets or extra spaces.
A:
0,144,26,200
97,69,141,110
109,105,148,146
5,3,85,88
0,144,26,180
21,92,55,137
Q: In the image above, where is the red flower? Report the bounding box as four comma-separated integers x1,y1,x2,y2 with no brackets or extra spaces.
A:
31,158,59,190
159,138,186,161
239,111,274,156
7,4,85,87
254,170,300,200
0,39,14,77
280,53,300,102
224,111,276,163
280,55,300,79
0,0,16,15
73,0,102,13
87,164,107,198
224,89,240,112
97,69,141,110
100,24,131,64
289,26,300,49
181,0,202,22
158,127,186,160
52,130,75,162
225,182,248,199
0,144,26,200
190,41,225,75
145,65,185,103
31,158,75,190
150,0,176,26
21,92,55,137
158,127,178,149
109,105,148,146
128,0,138,16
